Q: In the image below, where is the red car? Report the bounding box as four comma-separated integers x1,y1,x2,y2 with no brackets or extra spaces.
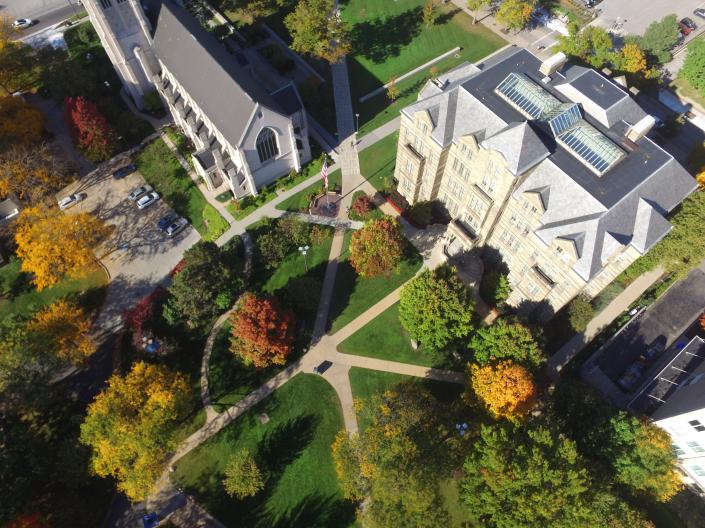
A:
679,18,696,36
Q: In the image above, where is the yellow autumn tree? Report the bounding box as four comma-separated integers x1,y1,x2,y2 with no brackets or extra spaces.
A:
617,43,648,74
469,360,536,420
79,362,191,501
0,143,70,202
696,170,705,189
15,204,110,290
0,96,43,150
27,298,95,365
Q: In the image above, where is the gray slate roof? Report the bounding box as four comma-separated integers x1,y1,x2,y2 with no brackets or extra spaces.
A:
400,47,697,281
151,1,287,145
480,122,549,176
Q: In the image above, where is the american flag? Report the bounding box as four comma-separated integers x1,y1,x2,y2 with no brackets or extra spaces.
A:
321,158,329,188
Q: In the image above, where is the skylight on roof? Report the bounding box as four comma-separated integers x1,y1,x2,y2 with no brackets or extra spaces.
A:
546,103,582,136
557,122,625,175
495,72,560,120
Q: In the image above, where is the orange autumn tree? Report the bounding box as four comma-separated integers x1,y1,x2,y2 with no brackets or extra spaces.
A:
469,360,537,420
229,292,295,368
27,299,95,365
15,204,110,290
349,217,405,278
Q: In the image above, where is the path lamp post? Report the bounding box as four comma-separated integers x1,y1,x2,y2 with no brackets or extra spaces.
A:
298,245,309,271
355,113,360,135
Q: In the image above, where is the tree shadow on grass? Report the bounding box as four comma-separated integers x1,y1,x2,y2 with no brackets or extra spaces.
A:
433,7,461,26
257,414,319,481
350,7,423,64
269,493,356,528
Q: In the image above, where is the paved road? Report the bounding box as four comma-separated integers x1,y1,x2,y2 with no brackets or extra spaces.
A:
2,0,81,41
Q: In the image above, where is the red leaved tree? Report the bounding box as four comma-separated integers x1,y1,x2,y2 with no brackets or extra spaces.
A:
123,288,164,348
229,292,295,368
349,217,405,277
351,194,373,217
64,96,118,162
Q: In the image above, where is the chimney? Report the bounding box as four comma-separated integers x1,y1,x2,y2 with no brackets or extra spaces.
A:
539,52,568,77
626,115,656,143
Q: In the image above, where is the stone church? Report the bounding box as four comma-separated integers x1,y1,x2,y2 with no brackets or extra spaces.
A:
82,0,311,199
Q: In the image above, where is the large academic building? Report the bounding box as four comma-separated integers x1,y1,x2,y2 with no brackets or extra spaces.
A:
395,47,696,316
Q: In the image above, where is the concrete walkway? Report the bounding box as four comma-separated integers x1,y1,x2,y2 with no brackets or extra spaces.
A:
547,267,664,380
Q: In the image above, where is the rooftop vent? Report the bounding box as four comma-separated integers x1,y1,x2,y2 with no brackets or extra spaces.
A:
432,77,448,89
626,115,656,143
539,52,568,77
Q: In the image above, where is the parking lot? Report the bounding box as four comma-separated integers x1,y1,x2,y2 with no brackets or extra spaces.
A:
57,153,200,330
593,0,705,37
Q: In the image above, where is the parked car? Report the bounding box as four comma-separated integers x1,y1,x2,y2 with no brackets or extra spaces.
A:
112,164,136,180
679,19,694,36
157,213,178,231
313,360,333,375
617,361,645,392
12,19,33,30
128,184,153,201
58,193,85,210
695,8,705,20
165,217,188,237
136,191,159,210
681,17,697,31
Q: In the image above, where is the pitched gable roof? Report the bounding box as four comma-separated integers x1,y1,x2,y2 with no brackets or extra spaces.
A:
481,122,550,175
152,1,286,145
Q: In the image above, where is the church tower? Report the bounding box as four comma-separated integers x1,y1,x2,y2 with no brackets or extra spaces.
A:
82,0,159,108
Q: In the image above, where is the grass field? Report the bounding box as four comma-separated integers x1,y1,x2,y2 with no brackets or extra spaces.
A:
208,323,288,411
342,1,505,99
136,139,229,241
338,302,450,367
0,258,108,319
173,374,355,527
358,132,398,192
673,75,705,113
275,169,342,212
329,231,422,333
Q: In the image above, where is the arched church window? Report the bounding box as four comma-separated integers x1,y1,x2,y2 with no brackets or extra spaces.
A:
256,128,279,164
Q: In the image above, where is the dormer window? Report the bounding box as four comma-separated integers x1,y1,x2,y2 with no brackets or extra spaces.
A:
100,0,113,8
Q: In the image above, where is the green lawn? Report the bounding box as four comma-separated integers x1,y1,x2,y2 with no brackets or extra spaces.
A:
338,302,451,368
329,231,422,333
672,76,705,112
359,132,398,192
275,169,342,212
343,1,505,100
172,374,356,527
0,258,108,319
136,139,229,241
208,323,288,411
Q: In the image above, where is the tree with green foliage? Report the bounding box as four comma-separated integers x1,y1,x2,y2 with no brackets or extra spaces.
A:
285,0,351,64
639,14,680,64
255,216,311,269
557,23,614,70
466,0,491,24
407,200,433,227
332,383,455,527
221,0,285,25
552,382,681,503
681,38,705,98
399,265,475,350
495,0,535,31
479,269,511,308
222,449,265,499
80,362,191,501
567,294,594,332
166,241,243,328
468,318,544,369
462,423,596,527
